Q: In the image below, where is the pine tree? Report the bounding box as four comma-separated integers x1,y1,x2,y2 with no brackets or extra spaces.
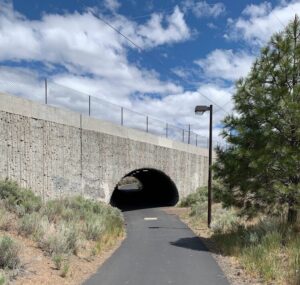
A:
214,16,300,222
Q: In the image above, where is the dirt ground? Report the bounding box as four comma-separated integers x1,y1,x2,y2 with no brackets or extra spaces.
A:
163,207,264,285
2,206,265,285
1,229,124,285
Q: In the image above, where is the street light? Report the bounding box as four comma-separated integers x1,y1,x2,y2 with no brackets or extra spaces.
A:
195,104,213,228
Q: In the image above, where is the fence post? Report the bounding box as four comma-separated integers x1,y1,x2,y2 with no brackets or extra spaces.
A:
121,107,124,126
146,116,149,132
196,134,198,146
182,129,185,142
88,95,91,116
166,123,168,138
188,124,191,144
45,78,48,104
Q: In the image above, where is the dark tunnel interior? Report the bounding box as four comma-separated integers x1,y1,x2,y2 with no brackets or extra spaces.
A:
110,168,179,210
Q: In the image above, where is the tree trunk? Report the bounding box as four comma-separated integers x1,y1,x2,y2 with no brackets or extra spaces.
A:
287,207,298,223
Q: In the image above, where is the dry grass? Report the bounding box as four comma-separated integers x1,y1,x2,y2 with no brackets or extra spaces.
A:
178,190,300,285
0,179,125,284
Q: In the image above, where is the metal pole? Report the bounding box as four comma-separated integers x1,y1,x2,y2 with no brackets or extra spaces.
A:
45,78,48,104
146,116,149,132
188,124,191,144
121,107,124,126
182,129,185,142
88,95,91,117
208,105,213,228
166,123,168,138
196,134,198,146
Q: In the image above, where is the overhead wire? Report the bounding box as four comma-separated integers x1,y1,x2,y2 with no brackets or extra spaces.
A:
91,10,230,114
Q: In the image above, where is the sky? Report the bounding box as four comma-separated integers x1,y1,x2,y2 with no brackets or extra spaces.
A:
0,0,299,143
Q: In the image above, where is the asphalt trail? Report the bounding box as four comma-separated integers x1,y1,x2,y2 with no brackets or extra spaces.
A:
84,207,229,285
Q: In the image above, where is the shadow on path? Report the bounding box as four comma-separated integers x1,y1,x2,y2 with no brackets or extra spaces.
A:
170,236,209,252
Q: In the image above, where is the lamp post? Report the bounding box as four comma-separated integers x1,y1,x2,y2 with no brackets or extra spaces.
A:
195,104,213,228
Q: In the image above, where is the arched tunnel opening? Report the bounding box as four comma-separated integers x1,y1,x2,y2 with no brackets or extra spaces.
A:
110,168,179,210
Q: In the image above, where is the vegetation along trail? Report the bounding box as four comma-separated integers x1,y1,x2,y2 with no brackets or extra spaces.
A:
84,207,229,285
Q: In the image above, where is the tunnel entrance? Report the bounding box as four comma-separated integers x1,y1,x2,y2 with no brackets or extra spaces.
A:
110,168,179,210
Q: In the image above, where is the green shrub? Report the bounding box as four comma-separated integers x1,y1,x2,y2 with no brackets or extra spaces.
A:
42,199,78,223
42,196,113,222
210,207,239,234
0,236,20,270
84,214,105,240
18,212,44,238
39,222,80,256
190,201,207,219
41,200,64,222
178,187,207,207
102,207,124,237
0,207,11,231
0,180,41,215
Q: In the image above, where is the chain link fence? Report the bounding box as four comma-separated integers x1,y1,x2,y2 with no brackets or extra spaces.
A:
0,70,221,148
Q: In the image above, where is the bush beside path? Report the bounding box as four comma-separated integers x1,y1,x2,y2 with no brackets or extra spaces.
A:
173,187,300,285
0,179,125,285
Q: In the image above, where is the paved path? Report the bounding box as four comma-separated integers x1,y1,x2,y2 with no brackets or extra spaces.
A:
84,208,229,285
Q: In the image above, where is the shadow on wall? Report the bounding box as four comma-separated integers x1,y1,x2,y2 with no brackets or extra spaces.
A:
110,168,179,211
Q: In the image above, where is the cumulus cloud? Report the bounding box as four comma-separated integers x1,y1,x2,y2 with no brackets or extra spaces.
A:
195,49,255,81
227,1,300,45
0,1,231,144
136,6,190,48
0,2,190,101
183,0,226,18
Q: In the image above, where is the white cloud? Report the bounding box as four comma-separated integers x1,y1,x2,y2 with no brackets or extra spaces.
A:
0,2,189,102
0,1,231,144
207,22,218,29
0,66,232,143
242,2,272,18
227,1,300,45
104,0,121,12
195,49,254,81
113,6,190,49
183,0,226,18
136,6,190,48
131,83,233,135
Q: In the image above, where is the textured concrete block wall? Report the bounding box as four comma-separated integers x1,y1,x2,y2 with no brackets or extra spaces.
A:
0,93,209,203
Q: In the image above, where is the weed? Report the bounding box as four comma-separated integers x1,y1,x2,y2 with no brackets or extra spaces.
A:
0,236,20,270
60,261,70,278
52,254,63,270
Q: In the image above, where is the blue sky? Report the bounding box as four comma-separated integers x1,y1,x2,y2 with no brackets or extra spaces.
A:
0,0,299,141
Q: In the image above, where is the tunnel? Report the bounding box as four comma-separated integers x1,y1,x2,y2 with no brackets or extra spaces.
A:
110,168,179,210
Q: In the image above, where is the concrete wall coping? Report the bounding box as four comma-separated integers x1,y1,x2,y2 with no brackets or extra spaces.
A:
0,93,209,156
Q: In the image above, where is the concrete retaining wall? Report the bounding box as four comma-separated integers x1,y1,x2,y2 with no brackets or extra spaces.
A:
0,93,209,202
